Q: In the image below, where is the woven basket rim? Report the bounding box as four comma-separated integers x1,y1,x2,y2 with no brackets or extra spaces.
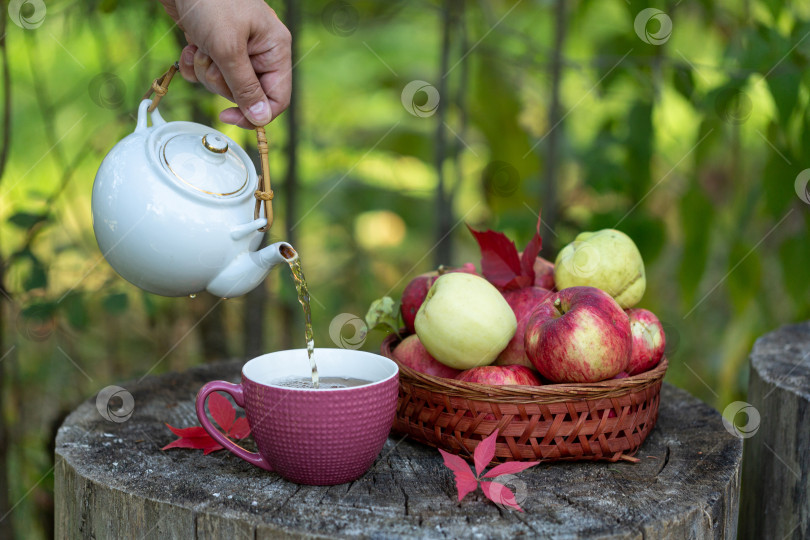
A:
381,332,668,404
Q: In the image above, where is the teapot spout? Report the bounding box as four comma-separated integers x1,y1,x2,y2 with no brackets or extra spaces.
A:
259,242,298,268
206,242,295,298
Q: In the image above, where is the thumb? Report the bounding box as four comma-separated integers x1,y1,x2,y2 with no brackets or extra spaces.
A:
210,45,271,126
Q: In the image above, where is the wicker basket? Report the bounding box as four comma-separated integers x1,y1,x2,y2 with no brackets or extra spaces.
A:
380,333,667,464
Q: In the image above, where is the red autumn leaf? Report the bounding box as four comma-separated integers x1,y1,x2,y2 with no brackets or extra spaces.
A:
484,460,541,478
480,481,524,512
165,424,209,439
208,391,236,432
162,424,224,452
468,210,543,291
467,226,524,289
230,417,251,439
473,430,499,476
438,449,478,502
162,395,251,454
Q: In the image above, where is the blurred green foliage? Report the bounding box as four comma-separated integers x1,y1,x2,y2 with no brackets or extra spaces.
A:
1,0,809,537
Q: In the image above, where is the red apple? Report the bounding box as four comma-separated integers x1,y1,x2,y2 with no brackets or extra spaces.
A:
524,286,631,383
400,263,477,334
626,308,665,375
534,256,555,290
494,286,553,368
392,334,461,378
456,365,541,386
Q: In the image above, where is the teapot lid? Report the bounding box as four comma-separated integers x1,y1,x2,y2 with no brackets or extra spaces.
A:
158,129,249,199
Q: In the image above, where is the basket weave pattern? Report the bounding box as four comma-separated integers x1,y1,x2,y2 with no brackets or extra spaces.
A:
381,333,667,464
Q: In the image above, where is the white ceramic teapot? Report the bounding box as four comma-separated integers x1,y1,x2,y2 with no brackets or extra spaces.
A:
92,99,294,298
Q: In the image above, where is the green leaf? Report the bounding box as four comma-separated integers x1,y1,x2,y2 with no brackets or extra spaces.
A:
678,185,714,304
726,241,761,314
62,293,89,331
625,101,653,199
365,296,401,335
766,71,801,126
141,292,157,318
673,64,695,101
23,258,47,291
8,212,46,230
761,141,797,216
760,0,784,23
21,301,57,321
103,293,129,314
779,235,810,303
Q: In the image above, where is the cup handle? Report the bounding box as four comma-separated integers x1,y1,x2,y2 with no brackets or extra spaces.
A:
195,381,272,471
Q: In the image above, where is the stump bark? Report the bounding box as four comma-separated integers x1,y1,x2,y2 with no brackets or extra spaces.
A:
56,360,742,539
740,321,810,540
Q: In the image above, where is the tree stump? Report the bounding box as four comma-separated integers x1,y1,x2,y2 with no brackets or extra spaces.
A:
56,360,742,539
740,321,810,540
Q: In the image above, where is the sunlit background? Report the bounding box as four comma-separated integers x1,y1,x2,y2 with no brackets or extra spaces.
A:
1,0,809,537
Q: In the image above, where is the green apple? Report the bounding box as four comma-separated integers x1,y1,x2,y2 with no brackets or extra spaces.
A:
554,229,646,309
414,273,517,369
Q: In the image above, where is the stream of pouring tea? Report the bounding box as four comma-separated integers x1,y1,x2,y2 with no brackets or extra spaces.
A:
284,247,318,388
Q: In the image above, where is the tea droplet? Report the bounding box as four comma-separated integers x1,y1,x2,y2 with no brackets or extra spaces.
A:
189,294,197,299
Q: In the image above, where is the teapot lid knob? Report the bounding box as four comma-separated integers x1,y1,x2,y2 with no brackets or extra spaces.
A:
202,133,228,154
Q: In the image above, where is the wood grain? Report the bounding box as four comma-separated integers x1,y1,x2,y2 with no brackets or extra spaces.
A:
740,321,810,540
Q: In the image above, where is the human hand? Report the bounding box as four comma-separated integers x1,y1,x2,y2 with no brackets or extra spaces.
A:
159,0,291,128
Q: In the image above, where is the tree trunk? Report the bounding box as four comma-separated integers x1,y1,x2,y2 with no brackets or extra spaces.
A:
55,361,743,539
275,0,301,352
739,322,810,539
540,0,567,257
433,0,454,267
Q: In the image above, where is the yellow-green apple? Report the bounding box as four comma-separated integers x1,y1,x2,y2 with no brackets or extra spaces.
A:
554,229,645,308
393,334,461,378
494,286,553,368
456,365,541,386
524,286,631,383
534,256,555,290
400,263,477,334
626,308,665,375
415,273,516,369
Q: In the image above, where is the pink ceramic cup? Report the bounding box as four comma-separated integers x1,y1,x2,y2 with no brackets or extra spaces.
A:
195,348,399,486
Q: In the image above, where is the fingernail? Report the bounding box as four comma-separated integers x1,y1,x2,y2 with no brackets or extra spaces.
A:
182,48,194,66
248,101,271,124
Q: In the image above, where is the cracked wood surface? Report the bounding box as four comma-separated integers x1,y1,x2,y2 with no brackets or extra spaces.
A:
740,321,810,540
55,359,742,539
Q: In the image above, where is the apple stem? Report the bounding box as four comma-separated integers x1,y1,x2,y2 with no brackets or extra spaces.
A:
553,298,565,316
